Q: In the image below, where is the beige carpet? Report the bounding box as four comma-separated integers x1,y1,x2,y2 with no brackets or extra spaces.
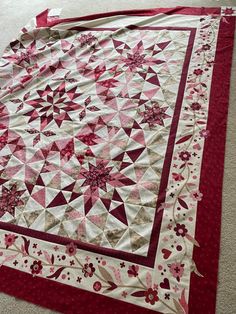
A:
0,1,235,313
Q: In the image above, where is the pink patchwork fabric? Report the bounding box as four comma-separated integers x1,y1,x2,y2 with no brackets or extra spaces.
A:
0,7,235,314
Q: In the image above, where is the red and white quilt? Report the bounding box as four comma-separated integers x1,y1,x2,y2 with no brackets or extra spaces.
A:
0,6,235,314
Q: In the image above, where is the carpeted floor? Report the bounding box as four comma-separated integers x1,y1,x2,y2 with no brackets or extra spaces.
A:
0,1,235,313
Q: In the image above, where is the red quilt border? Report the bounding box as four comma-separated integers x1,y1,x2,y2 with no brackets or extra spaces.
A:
188,15,236,314
0,7,235,314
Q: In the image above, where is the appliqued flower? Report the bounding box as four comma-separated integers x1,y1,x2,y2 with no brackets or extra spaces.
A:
174,223,188,237
172,173,185,181
190,102,201,111
93,281,102,291
202,44,211,51
199,129,210,138
4,234,17,248
65,242,77,256
127,265,139,277
30,260,43,275
82,263,95,278
190,190,203,201
144,288,159,305
169,262,184,281
179,151,191,161
193,68,203,76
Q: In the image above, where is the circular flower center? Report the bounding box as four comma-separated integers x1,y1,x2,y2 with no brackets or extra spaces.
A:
33,264,39,271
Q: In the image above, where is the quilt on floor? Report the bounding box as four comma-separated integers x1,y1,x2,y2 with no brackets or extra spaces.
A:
0,6,235,314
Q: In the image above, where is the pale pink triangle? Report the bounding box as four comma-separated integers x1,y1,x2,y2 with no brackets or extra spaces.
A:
132,130,145,146
4,165,22,177
49,172,61,187
25,165,39,182
143,87,160,99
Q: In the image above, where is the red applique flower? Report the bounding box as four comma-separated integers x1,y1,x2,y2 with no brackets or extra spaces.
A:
82,263,95,278
127,265,139,277
93,281,102,291
144,288,159,305
193,68,203,76
174,223,188,237
65,242,77,256
199,129,210,138
4,234,17,248
30,260,43,275
179,151,191,161
190,102,201,111
202,44,211,51
169,262,184,282
172,173,184,181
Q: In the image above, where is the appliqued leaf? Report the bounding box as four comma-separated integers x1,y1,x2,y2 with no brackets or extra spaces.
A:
107,281,117,291
178,198,188,209
191,260,204,277
185,233,200,247
108,266,122,285
43,251,53,265
176,135,192,144
1,253,19,265
131,290,146,297
201,24,211,29
98,265,113,282
47,267,65,279
178,289,189,314
21,236,30,255
145,271,152,288
173,299,185,314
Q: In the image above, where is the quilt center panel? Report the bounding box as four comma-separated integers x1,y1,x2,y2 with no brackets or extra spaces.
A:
0,28,191,256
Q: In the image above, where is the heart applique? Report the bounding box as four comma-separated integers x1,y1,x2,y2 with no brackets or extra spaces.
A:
160,278,170,290
161,248,172,259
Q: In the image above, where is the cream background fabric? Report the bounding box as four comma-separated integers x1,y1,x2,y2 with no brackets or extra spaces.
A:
0,1,235,313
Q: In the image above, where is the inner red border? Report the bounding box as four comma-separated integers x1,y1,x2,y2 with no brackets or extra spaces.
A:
0,25,196,268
